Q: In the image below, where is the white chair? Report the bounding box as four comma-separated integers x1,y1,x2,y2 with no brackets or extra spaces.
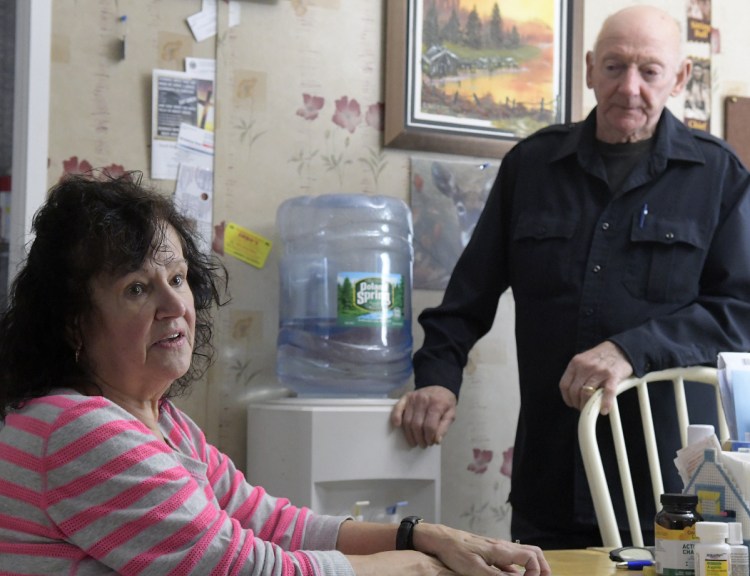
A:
578,366,729,548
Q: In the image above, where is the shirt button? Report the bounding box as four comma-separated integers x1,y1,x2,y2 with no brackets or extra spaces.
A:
601,222,610,231
592,264,602,273
665,232,675,240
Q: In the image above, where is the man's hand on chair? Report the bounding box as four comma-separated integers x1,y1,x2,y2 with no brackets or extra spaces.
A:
559,341,633,415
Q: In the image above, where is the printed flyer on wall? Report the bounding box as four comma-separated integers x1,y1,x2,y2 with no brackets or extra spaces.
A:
151,69,215,180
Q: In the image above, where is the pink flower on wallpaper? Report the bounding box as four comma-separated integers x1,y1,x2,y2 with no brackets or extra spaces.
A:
60,158,131,182
291,0,308,16
296,93,325,121
101,164,129,179
500,446,513,478
413,173,424,192
467,448,493,474
61,156,93,178
332,96,362,133
365,102,384,131
212,220,226,256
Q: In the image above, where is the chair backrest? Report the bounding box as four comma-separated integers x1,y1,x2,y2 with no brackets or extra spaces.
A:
578,366,728,548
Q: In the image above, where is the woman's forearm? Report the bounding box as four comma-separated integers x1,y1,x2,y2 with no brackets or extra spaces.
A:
335,520,399,554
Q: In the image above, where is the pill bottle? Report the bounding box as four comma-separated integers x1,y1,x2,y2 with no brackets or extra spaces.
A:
727,522,748,576
655,493,702,575
694,522,730,576
687,424,715,446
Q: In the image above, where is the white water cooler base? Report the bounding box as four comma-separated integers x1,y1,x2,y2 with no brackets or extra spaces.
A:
246,397,441,522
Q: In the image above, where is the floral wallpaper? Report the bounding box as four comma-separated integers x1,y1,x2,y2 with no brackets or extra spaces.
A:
462,447,513,530
59,156,130,182
291,94,387,189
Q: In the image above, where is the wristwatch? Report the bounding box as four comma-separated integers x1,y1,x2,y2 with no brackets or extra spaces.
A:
396,515,423,550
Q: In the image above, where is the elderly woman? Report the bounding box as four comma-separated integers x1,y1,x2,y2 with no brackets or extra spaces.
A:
0,173,549,575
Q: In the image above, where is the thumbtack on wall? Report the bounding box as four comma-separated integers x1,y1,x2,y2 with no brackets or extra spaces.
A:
118,15,127,60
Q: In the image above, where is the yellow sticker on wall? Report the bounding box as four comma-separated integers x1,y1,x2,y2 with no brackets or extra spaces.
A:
223,221,272,268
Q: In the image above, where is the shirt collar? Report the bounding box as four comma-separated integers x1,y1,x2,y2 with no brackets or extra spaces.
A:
550,107,706,167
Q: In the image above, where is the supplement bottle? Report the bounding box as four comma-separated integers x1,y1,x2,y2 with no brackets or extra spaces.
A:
276,194,413,397
687,424,715,446
727,522,748,576
655,493,702,575
694,522,730,576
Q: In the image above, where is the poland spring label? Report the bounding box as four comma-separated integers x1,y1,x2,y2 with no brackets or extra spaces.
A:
337,272,406,327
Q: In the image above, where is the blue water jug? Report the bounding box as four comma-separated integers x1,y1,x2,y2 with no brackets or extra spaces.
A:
276,194,413,397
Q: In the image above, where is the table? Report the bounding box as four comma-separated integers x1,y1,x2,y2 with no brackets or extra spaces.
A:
544,548,654,575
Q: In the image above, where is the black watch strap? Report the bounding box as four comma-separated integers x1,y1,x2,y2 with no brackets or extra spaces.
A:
396,515,423,550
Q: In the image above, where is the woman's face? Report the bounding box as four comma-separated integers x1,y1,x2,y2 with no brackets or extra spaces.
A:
80,224,196,401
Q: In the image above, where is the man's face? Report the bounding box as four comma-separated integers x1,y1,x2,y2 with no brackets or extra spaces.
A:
586,11,690,143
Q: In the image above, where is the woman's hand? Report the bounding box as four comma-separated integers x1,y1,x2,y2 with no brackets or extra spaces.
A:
347,550,454,576
337,518,550,575
413,523,551,576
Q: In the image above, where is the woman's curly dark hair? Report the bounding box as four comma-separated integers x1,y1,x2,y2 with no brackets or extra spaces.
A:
0,171,228,419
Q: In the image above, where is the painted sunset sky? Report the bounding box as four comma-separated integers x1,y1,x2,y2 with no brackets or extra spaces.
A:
466,0,555,28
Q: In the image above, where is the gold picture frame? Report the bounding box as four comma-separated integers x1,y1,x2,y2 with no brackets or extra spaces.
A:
384,0,584,158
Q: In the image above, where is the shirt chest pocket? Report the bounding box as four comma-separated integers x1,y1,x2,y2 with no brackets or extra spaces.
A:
510,215,578,298
623,215,709,303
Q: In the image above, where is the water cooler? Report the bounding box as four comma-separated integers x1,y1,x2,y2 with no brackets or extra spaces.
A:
246,397,441,522
246,194,439,522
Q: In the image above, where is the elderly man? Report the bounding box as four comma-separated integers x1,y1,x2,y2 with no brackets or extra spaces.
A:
392,5,750,548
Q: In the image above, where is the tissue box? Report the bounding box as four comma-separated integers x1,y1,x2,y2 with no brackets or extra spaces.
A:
718,352,750,441
684,448,750,543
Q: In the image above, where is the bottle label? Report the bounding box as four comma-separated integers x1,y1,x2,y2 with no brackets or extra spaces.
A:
655,525,698,575
337,272,406,327
703,559,729,576
730,549,749,576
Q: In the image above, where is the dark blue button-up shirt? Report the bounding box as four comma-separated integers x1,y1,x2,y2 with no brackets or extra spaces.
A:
414,108,750,536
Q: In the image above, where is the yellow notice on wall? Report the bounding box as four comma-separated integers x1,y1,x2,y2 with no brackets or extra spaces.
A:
223,221,272,269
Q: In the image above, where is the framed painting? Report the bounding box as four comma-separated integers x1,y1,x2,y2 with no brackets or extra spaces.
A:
385,0,583,158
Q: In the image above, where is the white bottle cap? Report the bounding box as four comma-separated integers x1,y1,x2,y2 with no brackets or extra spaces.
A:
728,522,744,545
696,521,729,542
687,424,715,445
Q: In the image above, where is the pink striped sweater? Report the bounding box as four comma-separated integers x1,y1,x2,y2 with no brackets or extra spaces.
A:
0,389,355,575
